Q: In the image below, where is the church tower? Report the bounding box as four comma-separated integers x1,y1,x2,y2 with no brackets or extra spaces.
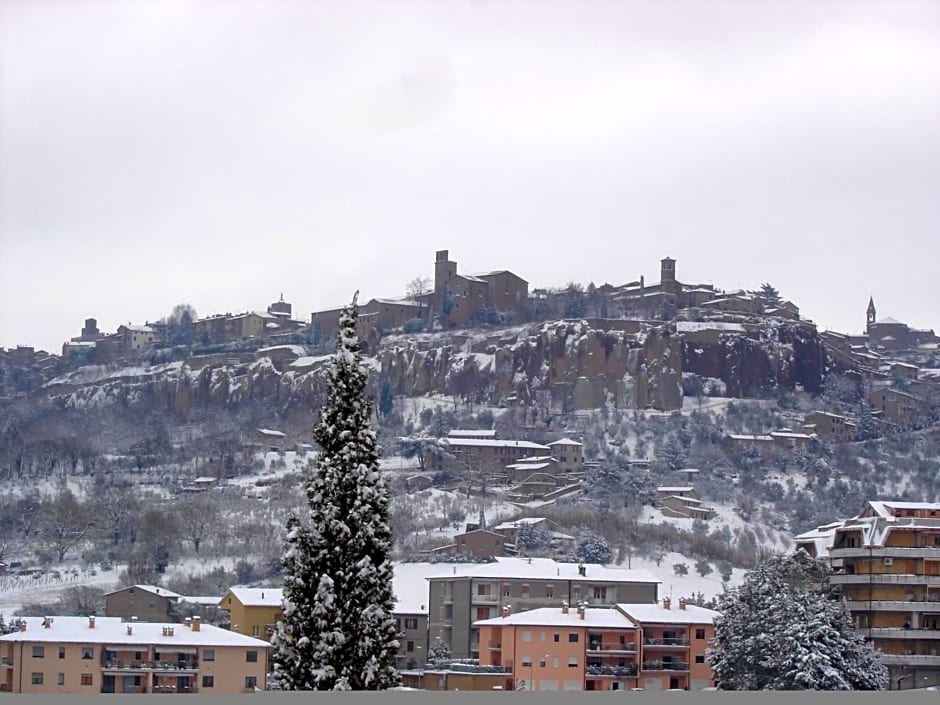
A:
867,296,876,332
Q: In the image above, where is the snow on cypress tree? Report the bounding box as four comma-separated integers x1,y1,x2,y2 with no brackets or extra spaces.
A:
270,293,400,691
706,549,888,690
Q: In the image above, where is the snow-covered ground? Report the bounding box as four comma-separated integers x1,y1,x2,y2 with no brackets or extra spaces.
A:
619,551,745,601
639,501,790,552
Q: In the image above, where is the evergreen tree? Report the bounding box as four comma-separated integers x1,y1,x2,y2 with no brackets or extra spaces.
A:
271,293,400,691
427,636,453,667
759,283,782,305
575,536,612,564
379,380,394,418
707,549,887,690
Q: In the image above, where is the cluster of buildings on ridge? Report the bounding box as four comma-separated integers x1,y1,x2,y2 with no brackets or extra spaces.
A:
796,500,940,690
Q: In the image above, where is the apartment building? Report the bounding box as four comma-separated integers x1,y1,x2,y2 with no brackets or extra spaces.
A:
426,557,660,660
546,438,584,476
428,438,552,472
472,598,717,691
218,588,283,642
822,500,940,689
104,585,183,623
803,411,858,443
0,615,269,694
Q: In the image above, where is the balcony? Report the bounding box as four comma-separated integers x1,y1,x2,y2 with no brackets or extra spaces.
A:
844,600,940,612
586,664,638,678
586,645,638,655
102,660,157,672
488,641,502,651
831,574,940,586
643,638,689,647
1,657,12,669
880,654,940,667
472,594,499,604
865,628,940,640
830,547,940,560
642,661,689,671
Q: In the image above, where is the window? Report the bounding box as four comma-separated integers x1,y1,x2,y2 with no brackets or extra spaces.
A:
521,656,532,667
539,657,547,667
246,651,258,663
522,630,533,643
696,655,705,664
245,676,258,689
546,585,555,598
593,586,607,600
202,676,215,688
32,646,45,658
81,647,94,660
58,647,65,659
405,618,418,630
203,650,215,662
502,583,511,597
407,641,415,652
148,600,156,608
57,673,65,686
477,584,489,596
31,673,44,685
553,633,560,643
568,656,578,668
252,625,260,637
128,588,135,594
696,628,706,640
553,657,560,668
521,583,530,597
568,633,579,643
81,673,93,686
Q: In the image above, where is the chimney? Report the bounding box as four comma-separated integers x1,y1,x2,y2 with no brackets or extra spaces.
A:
19,622,26,632
193,616,201,632
678,598,686,611
42,617,51,629
502,605,511,619
89,616,96,629
562,601,569,615
662,597,671,610
579,605,586,620
261,591,265,599
185,617,193,628
127,625,133,636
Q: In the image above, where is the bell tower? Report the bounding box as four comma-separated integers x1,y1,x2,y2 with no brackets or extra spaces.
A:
866,296,876,332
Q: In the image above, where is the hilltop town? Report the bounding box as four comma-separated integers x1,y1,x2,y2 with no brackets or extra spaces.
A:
1,251,940,692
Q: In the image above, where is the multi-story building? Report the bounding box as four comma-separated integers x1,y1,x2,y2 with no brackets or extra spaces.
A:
428,438,552,472
546,438,584,476
218,588,283,642
817,500,940,689
803,411,858,443
0,615,269,694
104,585,184,623
470,598,717,691
426,557,660,660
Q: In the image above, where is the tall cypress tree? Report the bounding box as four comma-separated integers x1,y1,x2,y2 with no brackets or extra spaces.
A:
271,293,400,690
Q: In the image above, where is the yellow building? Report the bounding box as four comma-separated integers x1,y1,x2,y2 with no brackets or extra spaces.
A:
809,500,940,690
218,588,283,643
0,615,269,694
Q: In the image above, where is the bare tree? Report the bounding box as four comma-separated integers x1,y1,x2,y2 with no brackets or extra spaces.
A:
405,276,432,303
174,493,219,555
36,489,96,563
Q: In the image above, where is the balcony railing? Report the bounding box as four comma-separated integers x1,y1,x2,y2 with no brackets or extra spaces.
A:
488,641,502,650
864,628,940,640
586,664,638,678
831,574,940,585
880,654,940,667
830,547,940,559
642,661,689,671
586,645,638,655
1,657,12,667
473,594,499,603
643,638,689,647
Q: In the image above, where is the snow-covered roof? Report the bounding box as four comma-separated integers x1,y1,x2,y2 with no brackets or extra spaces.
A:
103,585,182,600
193,476,217,483
769,431,814,439
447,429,498,438
372,298,427,307
493,517,550,530
617,603,719,625
875,317,905,325
547,438,582,447
507,462,552,472
0,616,270,648
474,607,638,629
656,486,693,493
123,325,156,333
426,557,660,585
256,345,306,355
178,595,222,606
676,321,747,333
725,434,773,441
224,587,283,607
445,439,551,450
257,428,286,438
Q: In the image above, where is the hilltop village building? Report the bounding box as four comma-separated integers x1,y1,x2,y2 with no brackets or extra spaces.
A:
795,500,940,690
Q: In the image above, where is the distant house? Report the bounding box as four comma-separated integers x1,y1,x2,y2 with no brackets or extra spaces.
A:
720,434,773,455
218,588,284,642
255,345,305,372
868,387,929,427
547,438,584,476
256,428,286,450
768,430,815,450
404,474,434,492
104,585,183,623
448,429,498,440
804,411,857,443
659,495,717,521
431,529,514,560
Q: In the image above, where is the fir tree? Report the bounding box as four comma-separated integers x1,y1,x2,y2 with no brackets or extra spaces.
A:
271,293,400,691
707,549,887,690
427,636,453,667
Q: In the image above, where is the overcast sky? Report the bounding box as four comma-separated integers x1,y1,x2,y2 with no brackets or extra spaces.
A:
1,0,938,353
